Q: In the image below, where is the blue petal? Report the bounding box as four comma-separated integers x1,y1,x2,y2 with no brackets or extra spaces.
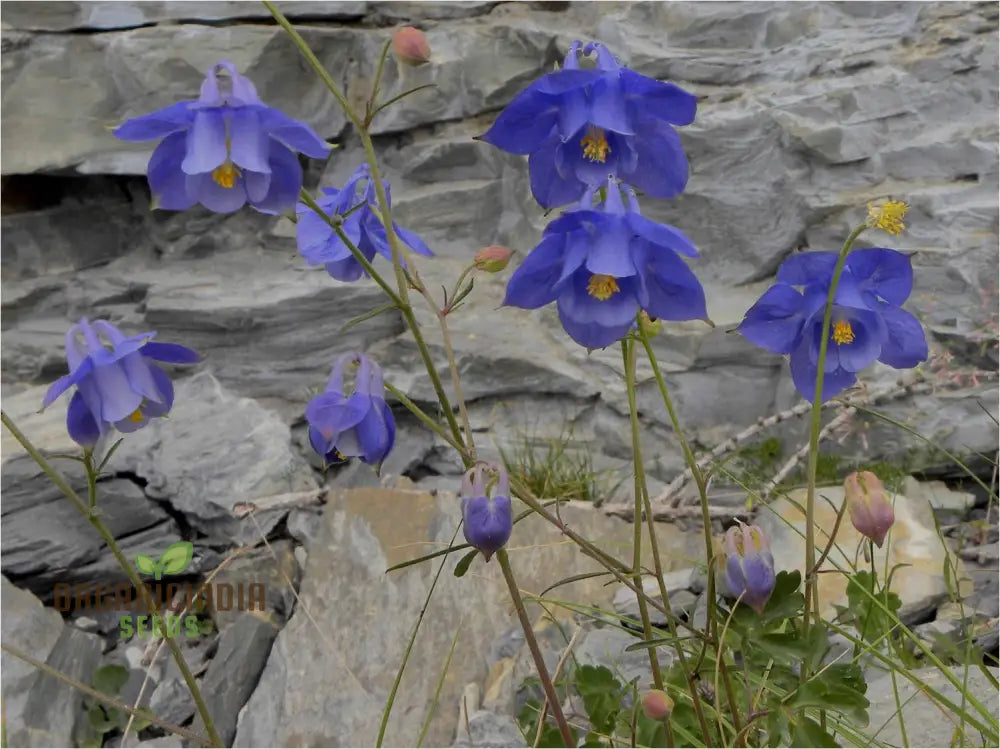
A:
250,144,302,215
187,173,247,214
113,102,194,142
834,307,887,372
92,362,142,423
557,272,637,348
393,223,434,257
120,352,162,403
148,132,196,211
877,305,928,368
480,87,560,155
642,249,707,321
619,121,689,200
140,342,201,364
588,75,633,135
741,556,776,611
845,248,914,306
181,109,227,175
306,391,369,440
626,212,699,258
67,390,101,447
244,169,272,203
356,398,394,465
503,234,567,309
777,252,838,286
722,554,746,599
43,359,93,409
533,69,599,95
146,365,175,414
789,339,857,402
258,106,331,158
462,494,513,559
585,217,636,277
229,108,271,173
621,69,697,126
739,284,806,355
325,257,366,282
530,135,588,209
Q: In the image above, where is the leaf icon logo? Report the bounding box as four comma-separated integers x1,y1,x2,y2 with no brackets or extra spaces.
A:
134,541,194,581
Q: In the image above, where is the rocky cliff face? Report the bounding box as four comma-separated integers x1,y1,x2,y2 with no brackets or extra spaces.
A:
1,3,998,745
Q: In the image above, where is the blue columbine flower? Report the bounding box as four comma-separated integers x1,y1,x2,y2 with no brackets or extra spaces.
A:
113,60,330,215
480,41,696,208
504,177,706,349
306,352,395,468
719,523,776,615
296,164,433,282
42,319,201,447
738,249,928,402
461,462,512,562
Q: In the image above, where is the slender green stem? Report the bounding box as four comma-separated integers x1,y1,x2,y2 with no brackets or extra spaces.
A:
384,382,467,455
801,223,866,650
376,521,462,746
1,642,211,745
0,412,224,748
433,307,476,459
622,339,665,692
637,329,719,641
84,449,97,509
496,549,573,748
366,39,393,126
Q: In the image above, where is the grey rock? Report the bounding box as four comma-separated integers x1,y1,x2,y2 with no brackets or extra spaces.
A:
149,676,196,727
209,540,299,631
866,666,999,748
456,710,527,748
14,618,104,747
612,569,702,626
109,371,318,544
574,626,668,690
901,476,976,523
194,613,280,745
234,487,698,747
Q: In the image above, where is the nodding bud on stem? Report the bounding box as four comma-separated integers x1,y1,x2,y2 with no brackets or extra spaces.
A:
641,689,674,721
639,311,662,338
719,522,776,615
460,462,512,562
844,470,894,548
392,27,431,67
474,245,513,273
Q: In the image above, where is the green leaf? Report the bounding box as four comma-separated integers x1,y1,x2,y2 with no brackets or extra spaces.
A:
96,438,125,472
761,570,805,623
575,664,624,734
754,632,815,667
791,716,838,747
450,277,475,308
159,541,194,575
86,705,115,733
790,679,869,726
92,664,129,697
338,302,399,334
134,553,157,576
453,549,478,578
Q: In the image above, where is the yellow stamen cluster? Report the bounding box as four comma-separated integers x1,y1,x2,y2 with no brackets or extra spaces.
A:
866,199,908,236
128,408,144,423
211,162,240,189
580,127,611,163
587,273,620,301
832,319,855,345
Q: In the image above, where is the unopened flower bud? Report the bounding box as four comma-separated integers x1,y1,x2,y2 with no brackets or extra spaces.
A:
844,470,894,548
461,462,512,562
641,689,673,721
392,27,431,67
474,245,513,273
719,523,775,614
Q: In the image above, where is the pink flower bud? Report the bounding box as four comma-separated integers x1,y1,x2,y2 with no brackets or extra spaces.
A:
473,245,513,273
844,471,894,548
392,27,431,67
641,689,674,721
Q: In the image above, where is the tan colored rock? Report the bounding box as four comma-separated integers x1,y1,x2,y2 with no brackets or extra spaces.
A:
234,487,705,746
756,485,970,623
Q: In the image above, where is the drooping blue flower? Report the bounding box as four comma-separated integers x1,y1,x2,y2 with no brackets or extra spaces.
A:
296,164,433,282
42,319,201,447
719,523,776,615
738,249,928,402
480,41,696,208
114,60,330,215
504,177,706,349
461,462,512,562
306,352,395,468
